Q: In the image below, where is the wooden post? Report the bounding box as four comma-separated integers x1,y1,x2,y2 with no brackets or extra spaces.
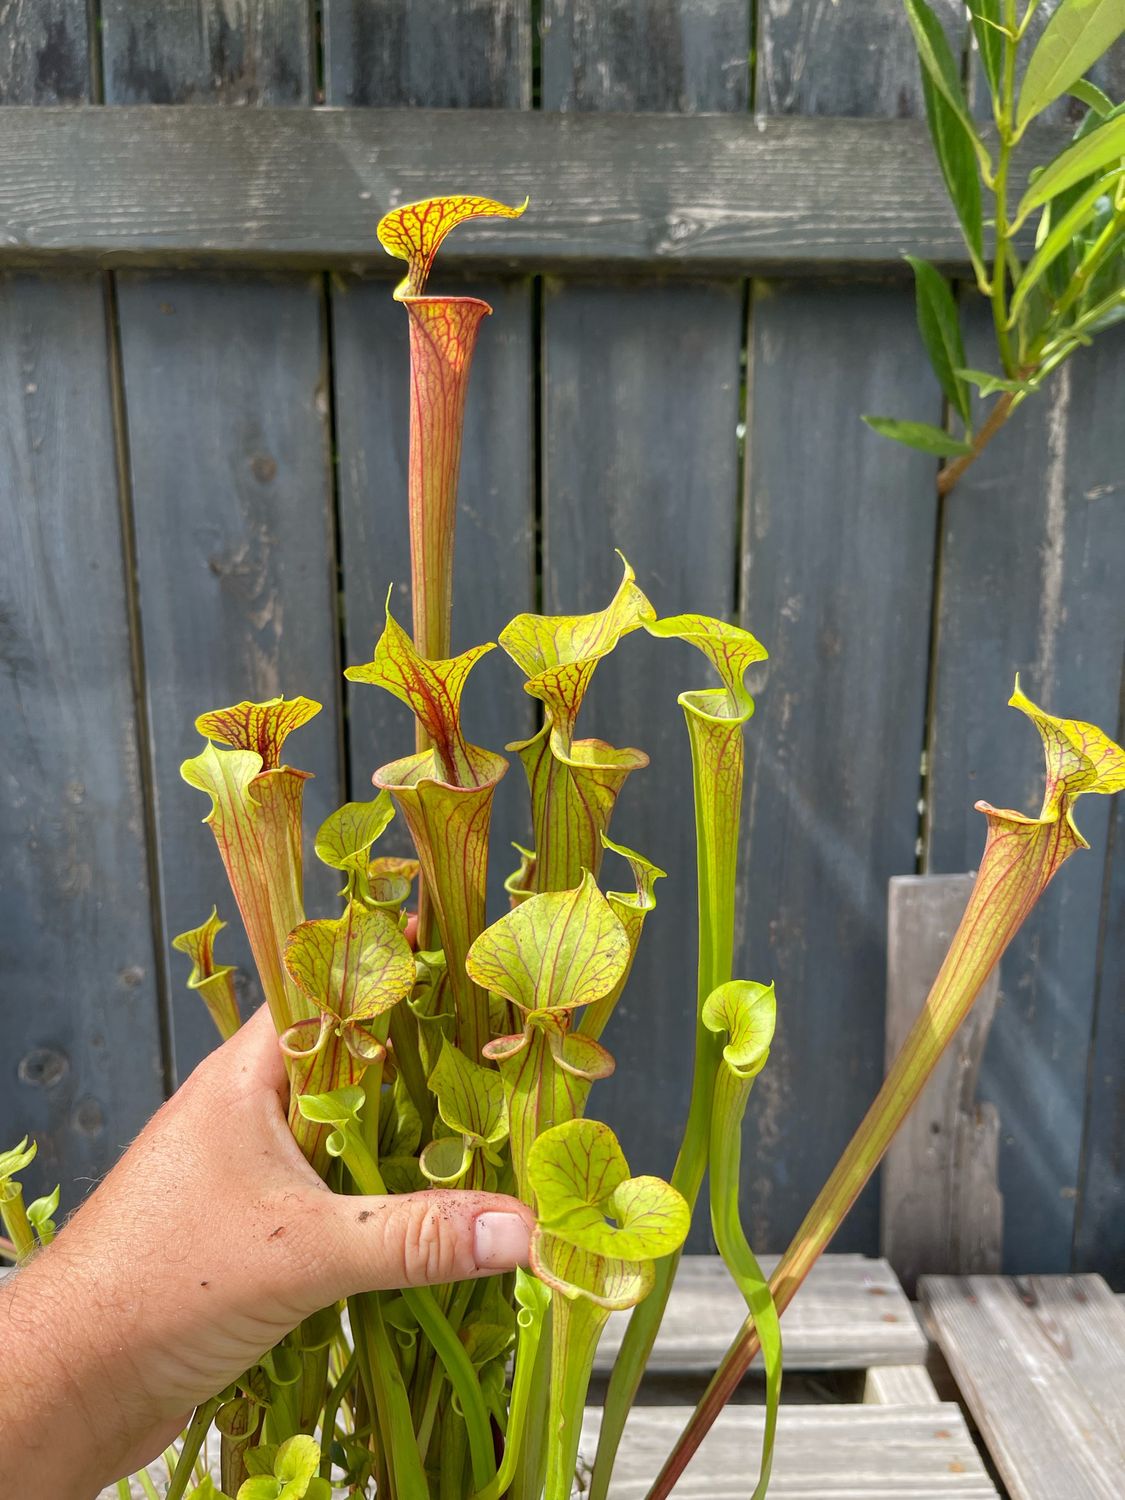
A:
881,874,1003,1295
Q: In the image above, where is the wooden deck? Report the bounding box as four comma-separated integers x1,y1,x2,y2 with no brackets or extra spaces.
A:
921,1273,1125,1500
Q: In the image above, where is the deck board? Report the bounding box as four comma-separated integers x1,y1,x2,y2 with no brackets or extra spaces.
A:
921,1273,1125,1500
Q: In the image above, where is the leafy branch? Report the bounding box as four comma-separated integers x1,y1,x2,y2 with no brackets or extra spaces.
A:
865,0,1125,491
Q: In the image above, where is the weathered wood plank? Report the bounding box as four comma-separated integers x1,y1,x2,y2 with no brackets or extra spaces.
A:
541,3,747,1228
104,6,342,1080
925,312,1125,1273
864,1365,942,1406
0,107,1067,272
0,271,166,1203
595,1255,927,1374
542,0,750,113
1074,781,1125,1288
100,0,311,105
0,0,91,104
580,1404,999,1496
921,1274,1125,1500
324,6,535,911
324,0,530,108
882,875,1002,1294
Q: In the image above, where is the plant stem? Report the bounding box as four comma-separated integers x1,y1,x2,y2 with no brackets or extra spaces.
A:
936,389,1017,494
472,1271,551,1500
163,1399,222,1500
544,1296,608,1500
319,1345,360,1480
0,1186,36,1264
991,6,1019,377
353,1292,429,1500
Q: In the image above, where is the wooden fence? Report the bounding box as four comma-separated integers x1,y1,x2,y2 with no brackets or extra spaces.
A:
1,0,1122,1283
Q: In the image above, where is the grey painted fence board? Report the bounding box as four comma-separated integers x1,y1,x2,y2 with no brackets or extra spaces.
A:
324,0,530,109
1075,782,1125,1284
541,2,747,1240
103,6,342,1082
0,0,91,104
736,0,947,1257
0,271,166,1202
0,107,1067,273
324,0,535,905
100,0,311,106
925,310,1125,1274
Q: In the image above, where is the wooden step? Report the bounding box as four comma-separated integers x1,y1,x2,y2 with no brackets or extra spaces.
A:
596,1254,928,1374
920,1273,1125,1500
579,1404,999,1497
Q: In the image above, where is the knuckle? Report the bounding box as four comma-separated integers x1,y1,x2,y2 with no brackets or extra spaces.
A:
400,1198,464,1287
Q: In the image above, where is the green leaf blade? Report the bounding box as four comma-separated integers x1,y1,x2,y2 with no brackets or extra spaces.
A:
1017,0,1125,130
861,415,974,456
1016,112,1125,221
906,257,971,423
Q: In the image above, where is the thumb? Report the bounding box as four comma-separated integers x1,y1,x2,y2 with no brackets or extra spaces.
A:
309,1189,535,1304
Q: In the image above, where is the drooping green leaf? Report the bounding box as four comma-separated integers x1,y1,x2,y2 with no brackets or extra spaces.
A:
465,871,630,1015
529,1118,690,1262
702,980,777,1080
906,257,972,423
172,907,241,1041
1017,0,1125,130
1068,77,1114,116
579,835,667,1041
295,1084,366,1127
861,415,974,456
968,0,1005,95
1016,112,1125,222
1010,168,1125,321
919,67,985,267
903,0,989,172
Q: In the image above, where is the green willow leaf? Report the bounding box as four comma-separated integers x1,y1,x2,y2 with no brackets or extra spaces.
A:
955,367,1034,396
968,0,1004,95
861,415,974,456
1016,112,1125,222
172,907,241,1041
919,69,985,268
181,696,320,1034
500,556,655,893
903,0,989,172
1017,0,1125,130
1010,168,1125,321
1068,77,1114,116
906,257,971,423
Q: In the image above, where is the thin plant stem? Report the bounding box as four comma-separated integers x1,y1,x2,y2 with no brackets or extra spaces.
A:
937,390,1018,494
136,1469,160,1500
164,1398,222,1500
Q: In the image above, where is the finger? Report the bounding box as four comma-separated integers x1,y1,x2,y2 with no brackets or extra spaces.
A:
303,1189,534,1305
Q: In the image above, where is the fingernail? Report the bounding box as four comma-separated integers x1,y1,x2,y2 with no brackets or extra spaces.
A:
474,1211,531,1271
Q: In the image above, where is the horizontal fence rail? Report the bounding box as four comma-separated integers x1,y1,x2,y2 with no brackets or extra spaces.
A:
0,108,1062,272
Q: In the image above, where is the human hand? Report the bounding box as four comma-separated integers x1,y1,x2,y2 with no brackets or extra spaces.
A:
0,1004,534,1497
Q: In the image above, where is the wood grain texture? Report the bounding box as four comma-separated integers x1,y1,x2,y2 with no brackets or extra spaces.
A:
0,107,1066,272
324,0,530,108
0,0,91,104
100,0,310,105
543,0,750,113
103,5,341,1081
925,312,1125,1274
735,0,955,1261
864,1365,942,1406
882,875,1002,1294
323,3,535,916
921,1273,1125,1500
540,0,747,1249
0,272,166,1203
580,1403,999,1497
1074,781,1125,1287
595,1254,927,1375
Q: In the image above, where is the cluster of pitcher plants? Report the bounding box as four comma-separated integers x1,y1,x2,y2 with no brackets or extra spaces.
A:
4,115,1123,1500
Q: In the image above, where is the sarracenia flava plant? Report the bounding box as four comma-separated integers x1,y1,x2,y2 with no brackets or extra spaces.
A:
7,189,1121,1500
